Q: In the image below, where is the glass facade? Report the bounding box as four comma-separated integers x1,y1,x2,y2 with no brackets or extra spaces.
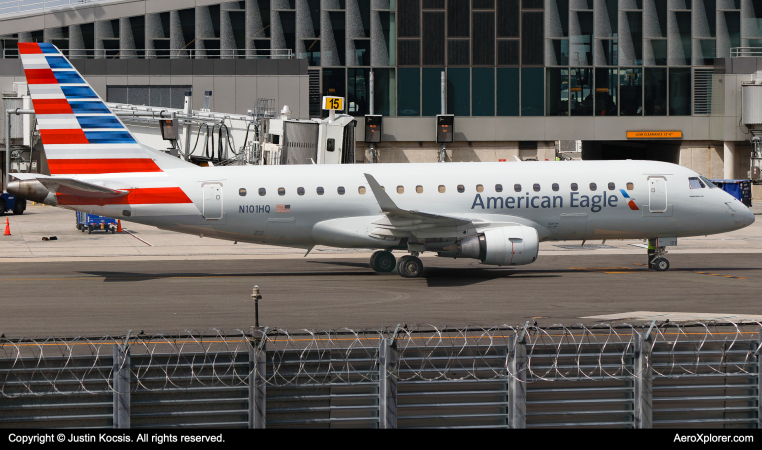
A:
2,0,761,118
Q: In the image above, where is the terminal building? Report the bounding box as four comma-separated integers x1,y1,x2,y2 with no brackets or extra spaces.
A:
1,0,762,186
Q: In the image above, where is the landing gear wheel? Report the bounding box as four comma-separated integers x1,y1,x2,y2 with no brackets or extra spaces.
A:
371,251,396,273
653,258,670,272
398,255,424,278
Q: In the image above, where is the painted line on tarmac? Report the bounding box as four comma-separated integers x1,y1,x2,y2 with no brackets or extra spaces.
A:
695,271,746,280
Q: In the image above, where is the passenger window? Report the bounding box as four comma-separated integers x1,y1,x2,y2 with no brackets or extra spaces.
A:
552,183,559,192
258,188,266,196
438,185,446,193
327,138,335,152
476,184,484,193
239,188,247,197
533,184,541,192
688,177,705,189
397,186,405,194
338,187,345,195
416,186,423,194
457,185,465,193
317,187,324,195
571,183,578,191
608,182,616,191
495,184,503,193
297,187,305,196
590,183,597,191
359,186,367,195
514,184,522,192
278,188,286,196
626,183,634,190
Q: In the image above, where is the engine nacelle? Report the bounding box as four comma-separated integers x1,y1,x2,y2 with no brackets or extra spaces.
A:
443,225,539,266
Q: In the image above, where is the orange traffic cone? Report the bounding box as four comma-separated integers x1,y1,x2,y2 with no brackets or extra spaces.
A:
3,218,10,236
117,220,123,233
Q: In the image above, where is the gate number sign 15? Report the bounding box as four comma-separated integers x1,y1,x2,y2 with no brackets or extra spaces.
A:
323,96,344,111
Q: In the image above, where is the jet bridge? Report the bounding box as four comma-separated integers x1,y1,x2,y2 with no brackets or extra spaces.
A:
109,94,356,167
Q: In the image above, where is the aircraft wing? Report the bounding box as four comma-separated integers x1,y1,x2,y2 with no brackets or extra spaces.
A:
11,173,128,198
364,173,479,239
364,173,471,226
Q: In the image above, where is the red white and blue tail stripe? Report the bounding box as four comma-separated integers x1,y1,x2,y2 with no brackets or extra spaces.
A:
19,43,192,207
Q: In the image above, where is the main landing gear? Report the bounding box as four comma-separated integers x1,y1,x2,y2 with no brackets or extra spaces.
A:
370,251,425,278
647,239,670,272
370,251,397,273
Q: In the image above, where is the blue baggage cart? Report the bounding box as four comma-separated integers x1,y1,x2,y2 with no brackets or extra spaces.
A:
0,192,26,215
710,179,752,207
76,212,118,234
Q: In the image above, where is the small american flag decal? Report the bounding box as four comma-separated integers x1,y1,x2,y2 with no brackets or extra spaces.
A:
276,205,291,213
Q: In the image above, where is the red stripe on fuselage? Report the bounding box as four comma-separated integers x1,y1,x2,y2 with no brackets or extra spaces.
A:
25,69,57,84
40,129,89,145
48,158,163,175
32,99,73,115
18,43,42,54
56,187,192,206
628,200,640,211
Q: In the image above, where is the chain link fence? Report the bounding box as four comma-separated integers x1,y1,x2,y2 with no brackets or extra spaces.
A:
0,322,759,428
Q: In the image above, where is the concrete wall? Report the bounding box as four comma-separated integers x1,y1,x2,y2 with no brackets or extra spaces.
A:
0,59,309,124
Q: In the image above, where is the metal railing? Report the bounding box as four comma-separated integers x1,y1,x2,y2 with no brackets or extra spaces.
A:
731,47,762,58
2,48,293,59
0,0,119,17
0,323,759,428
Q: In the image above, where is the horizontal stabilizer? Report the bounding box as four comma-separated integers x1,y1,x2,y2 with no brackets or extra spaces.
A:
10,173,127,198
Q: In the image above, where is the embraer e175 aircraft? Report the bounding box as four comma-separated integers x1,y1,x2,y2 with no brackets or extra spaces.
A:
7,43,756,278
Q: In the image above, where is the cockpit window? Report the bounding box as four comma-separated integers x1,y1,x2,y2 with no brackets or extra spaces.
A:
700,176,718,189
688,177,705,189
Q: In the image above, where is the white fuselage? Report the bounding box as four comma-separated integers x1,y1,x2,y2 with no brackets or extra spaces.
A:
79,160,754,250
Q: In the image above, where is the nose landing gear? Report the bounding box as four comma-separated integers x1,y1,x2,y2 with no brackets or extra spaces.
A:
648,239,670,272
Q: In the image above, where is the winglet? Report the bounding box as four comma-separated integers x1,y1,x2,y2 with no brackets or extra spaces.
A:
364,174,401,213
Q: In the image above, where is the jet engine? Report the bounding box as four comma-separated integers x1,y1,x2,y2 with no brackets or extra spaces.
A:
441,225,539,266
7,179,58,206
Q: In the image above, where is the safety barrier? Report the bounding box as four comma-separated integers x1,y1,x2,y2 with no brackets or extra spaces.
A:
0,323,759,428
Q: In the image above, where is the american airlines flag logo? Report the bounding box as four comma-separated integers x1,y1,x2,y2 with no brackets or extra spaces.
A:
276,205,291,213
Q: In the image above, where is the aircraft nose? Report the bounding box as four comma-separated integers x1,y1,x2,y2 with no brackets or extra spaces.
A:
744,207,756,226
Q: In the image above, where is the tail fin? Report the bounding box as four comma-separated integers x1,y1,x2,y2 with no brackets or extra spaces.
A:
19,42,165,176
18,43,193,208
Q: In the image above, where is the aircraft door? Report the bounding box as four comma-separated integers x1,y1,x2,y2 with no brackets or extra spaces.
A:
648,177,667,213
203,183,223,220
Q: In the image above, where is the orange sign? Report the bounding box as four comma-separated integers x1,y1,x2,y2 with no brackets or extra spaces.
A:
627,131,682,139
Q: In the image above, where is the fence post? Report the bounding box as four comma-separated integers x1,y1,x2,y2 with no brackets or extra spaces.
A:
112,344,131,429
633,334,653,429
757,329,761,429
379,338,398,429
508,335,527,429
249,344,267,429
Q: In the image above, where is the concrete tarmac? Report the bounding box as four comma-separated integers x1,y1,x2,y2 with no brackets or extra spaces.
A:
0,253,760,338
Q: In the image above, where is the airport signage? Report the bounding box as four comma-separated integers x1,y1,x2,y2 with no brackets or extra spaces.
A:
626,131,682,139
323,96,344,111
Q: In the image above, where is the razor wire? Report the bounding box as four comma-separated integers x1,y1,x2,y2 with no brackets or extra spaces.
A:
0,322,758,398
